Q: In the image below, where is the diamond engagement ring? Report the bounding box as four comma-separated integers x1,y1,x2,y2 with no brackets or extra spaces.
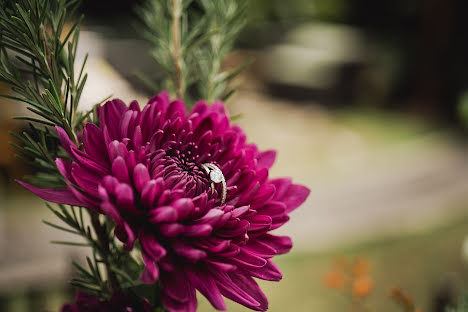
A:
201,163,227,205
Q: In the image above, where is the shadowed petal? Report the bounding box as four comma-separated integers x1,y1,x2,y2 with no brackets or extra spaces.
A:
56,158,73,181
17,181,85,207
56,126,75,157
141,231,167,261
223,273,268,311
83,123,108,166
166,99,186,119
140,252,160,284
187,270,226,310
230,274,268,311
161,271,197,312
98,99,128,139
212,270,261,309
115,222,135,251
100,200,122,224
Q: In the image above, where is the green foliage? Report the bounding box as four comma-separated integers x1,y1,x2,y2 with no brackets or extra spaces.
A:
0,0,87,187
447,294,468,312
44,204,108,295
9,124,66,188
195,0,252,103
43,202,170,310
457,90,468,129
44,204,146,299
136,0,251,104
0,0,87,131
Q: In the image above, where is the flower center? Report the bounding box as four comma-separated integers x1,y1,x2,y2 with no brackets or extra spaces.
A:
150,148,212,197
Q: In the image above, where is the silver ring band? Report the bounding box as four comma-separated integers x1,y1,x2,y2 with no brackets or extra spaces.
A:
201,163,227,205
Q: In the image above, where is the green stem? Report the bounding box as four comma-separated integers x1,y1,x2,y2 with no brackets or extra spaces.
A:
39,19,78,145
206,28,221,102
90,211,119,294
171,0,184,100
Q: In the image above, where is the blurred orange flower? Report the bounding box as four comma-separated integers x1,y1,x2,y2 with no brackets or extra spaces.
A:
389,286,422,312
323,256,421,312
323,270,347,290
352,258,371,277
352,275,374,297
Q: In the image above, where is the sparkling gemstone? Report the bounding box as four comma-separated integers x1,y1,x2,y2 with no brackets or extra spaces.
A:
210,168,224,183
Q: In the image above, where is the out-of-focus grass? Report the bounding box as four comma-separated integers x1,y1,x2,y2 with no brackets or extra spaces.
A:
200,215,468,311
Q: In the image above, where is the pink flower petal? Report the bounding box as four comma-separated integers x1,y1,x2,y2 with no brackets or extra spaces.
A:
17,180,85,207
244,239,277,259
140,252,159,284
98,99,128,139
244,259,282,281
171,198,194,220
133,163,150,193
270,177,291,200
257,234,293,254
230,248,267,269
111,156,130,184
224,273,268,311
69,147,108,176
82,123,108,166
161,271,197,312
115,222,135,251
184,224,213,237
140,232,166,261
187,270,226,311
55,158,73,182
55,126,75,157
166,99,186,120
100,200,122,224
257,150,276,169
159,223,184,237
282,184,310,213
172,241,207,262
212,270,261,309
149,206,178,223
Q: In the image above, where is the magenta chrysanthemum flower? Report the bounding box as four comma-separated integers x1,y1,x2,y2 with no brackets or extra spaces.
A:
21,91,309,311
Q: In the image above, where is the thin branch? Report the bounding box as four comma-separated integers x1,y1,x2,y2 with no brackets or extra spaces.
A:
89,211,120,293
171,0,184,99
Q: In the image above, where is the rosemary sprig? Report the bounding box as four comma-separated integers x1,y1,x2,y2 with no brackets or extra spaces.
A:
44,204,133,297
136,0,250,104
0,0,128,298
0,0,87,186
196,0,251,102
